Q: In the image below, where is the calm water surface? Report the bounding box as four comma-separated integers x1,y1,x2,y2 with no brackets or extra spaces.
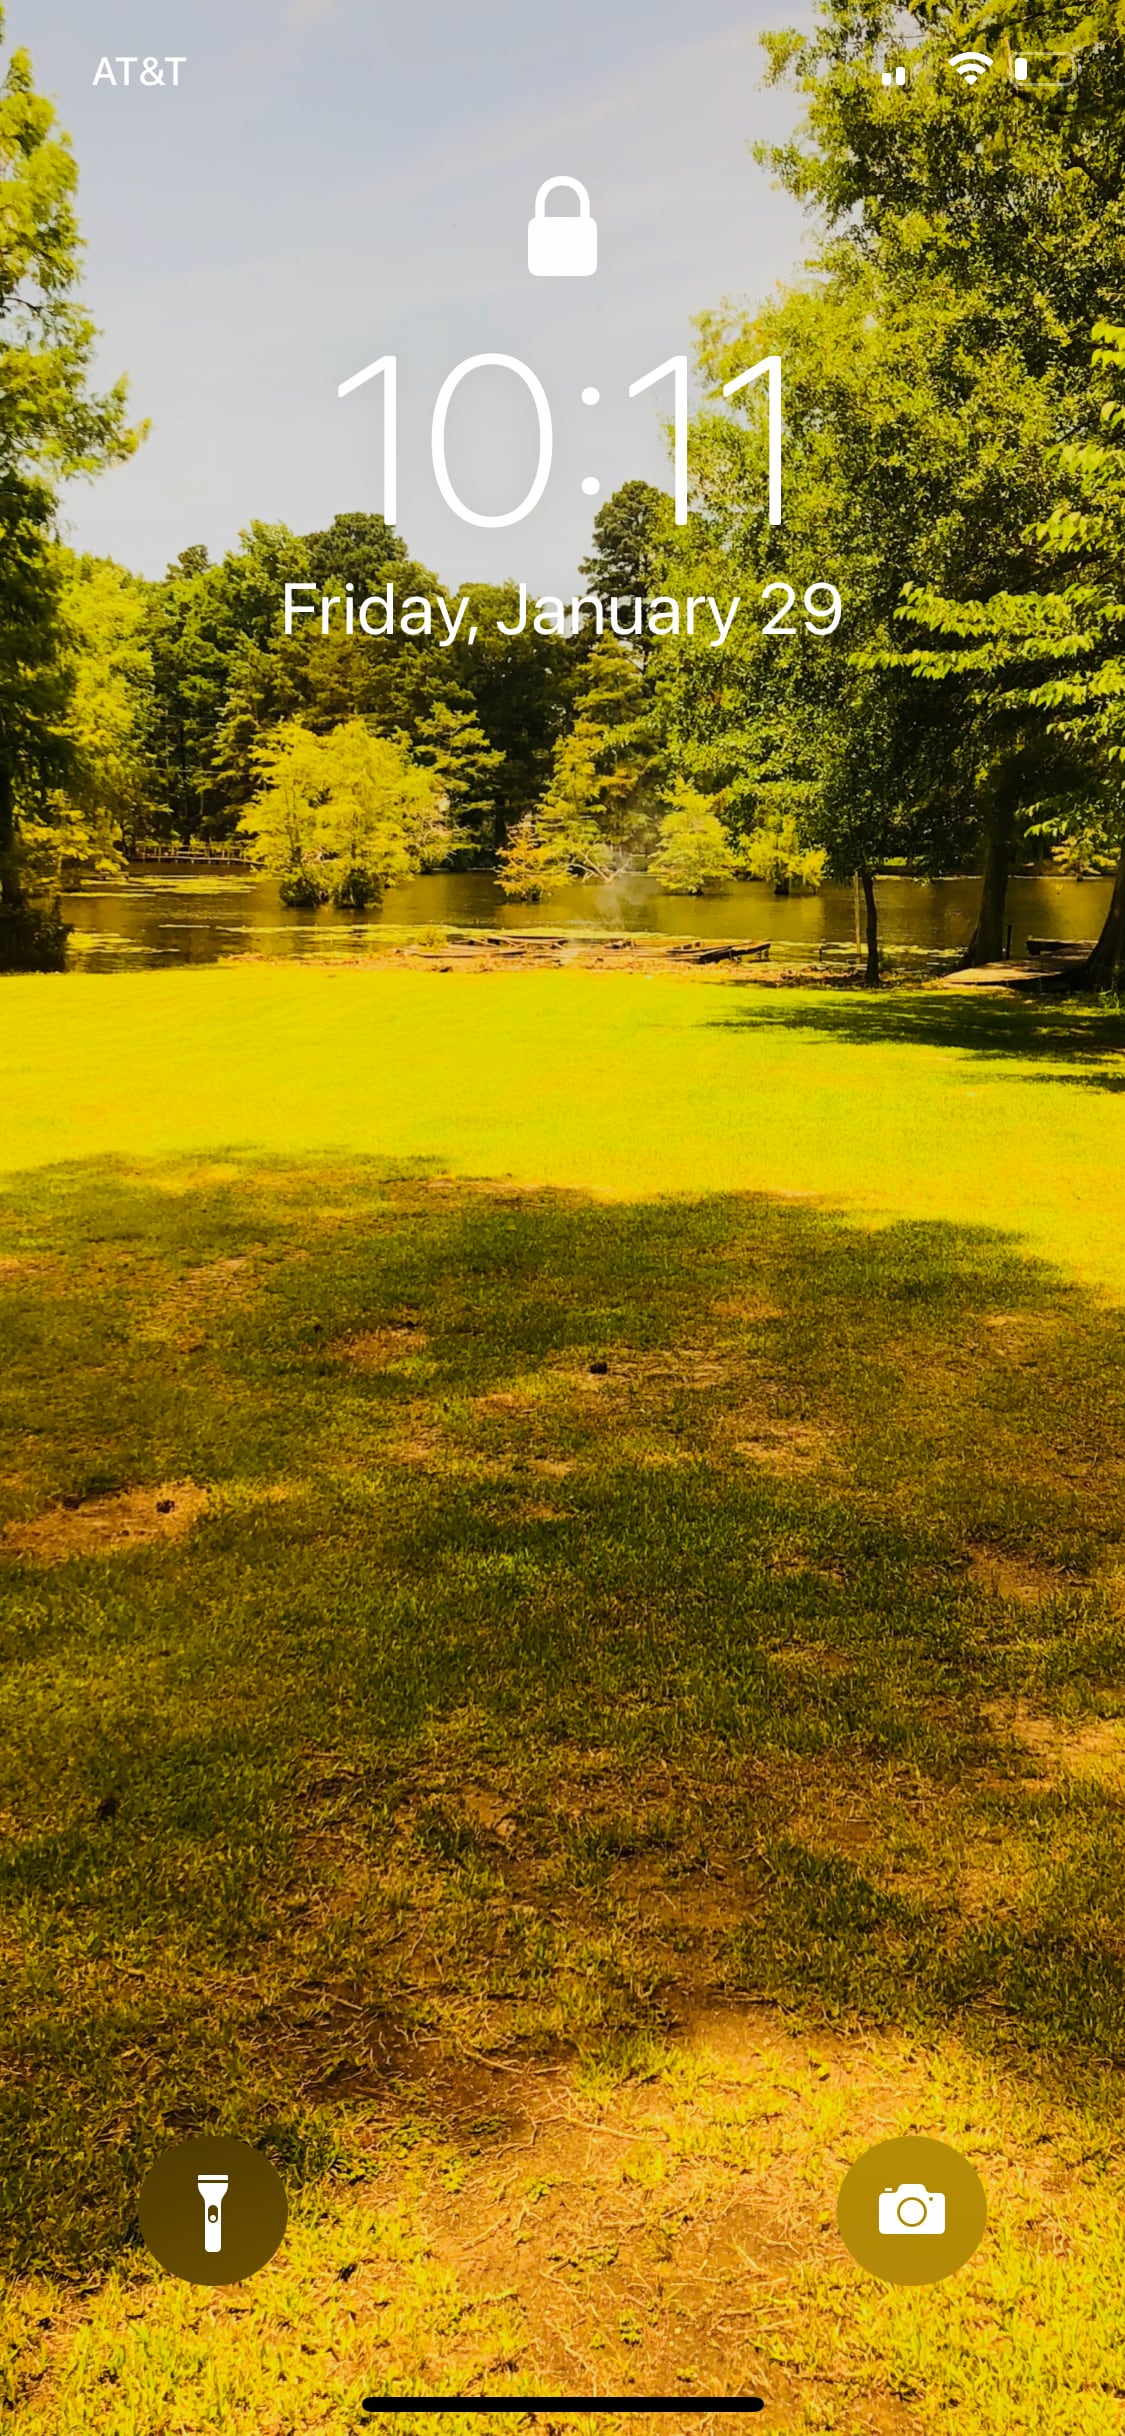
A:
61,868,1112,973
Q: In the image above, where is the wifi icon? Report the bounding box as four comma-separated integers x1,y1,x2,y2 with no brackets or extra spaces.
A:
949,50,993,82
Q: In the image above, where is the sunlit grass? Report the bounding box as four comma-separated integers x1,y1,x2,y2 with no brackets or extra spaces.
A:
2,965,1125,1288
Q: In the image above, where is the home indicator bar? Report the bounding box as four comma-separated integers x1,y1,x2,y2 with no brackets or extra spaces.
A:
361,2401,766,2417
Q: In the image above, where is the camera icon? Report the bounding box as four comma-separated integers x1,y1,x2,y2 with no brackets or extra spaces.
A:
878,2183,946,2235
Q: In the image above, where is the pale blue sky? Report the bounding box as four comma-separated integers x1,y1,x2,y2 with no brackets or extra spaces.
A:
26,0,816,588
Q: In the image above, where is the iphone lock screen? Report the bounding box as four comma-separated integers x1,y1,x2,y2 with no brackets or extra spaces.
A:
2,5,1125,2432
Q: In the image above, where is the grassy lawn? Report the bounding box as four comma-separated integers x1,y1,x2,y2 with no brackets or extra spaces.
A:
3,966,1125,1290
3,969,1125,2432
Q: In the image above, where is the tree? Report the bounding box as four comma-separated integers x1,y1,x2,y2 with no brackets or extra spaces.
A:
411,699,504,850
657,267,984,978
50,554,153,864
300,511,410,603
650,0,1125,975
580,481,672,669
738,810,826,895
495,815,574,904
146,515,520,860
649,784,736,894
753,0,1125,962
496,637,660,896
0,480,71,963
890,325,1125,989
0,10,143,964
243,722,327,906
145,524,312,841
644,0,1125,973
445,586,573,846
246,719,451,911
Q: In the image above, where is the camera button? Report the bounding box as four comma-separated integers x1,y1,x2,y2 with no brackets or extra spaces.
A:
837,2135,987,2285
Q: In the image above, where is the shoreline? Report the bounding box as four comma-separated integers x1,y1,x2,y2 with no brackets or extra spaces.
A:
58,930,1088,993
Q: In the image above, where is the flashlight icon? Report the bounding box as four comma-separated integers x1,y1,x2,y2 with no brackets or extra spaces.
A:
197,2173,229,2253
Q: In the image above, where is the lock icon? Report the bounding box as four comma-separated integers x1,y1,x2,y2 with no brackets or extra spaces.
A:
527,177,598,278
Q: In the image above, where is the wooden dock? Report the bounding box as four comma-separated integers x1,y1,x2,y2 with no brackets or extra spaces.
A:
937,955,1083,992
129,846,255,872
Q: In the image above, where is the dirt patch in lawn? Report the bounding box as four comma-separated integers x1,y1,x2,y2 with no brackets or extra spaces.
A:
711,1295,786,1324
0,1253,61,1283
345,2004,950,2430
984,1698,1125,1784
181,1252,258,1289
1,1480,209,1566
968,1547,1066,1604
343,1323,430,1366
726,1416,836,1475
981,1312,1064,1361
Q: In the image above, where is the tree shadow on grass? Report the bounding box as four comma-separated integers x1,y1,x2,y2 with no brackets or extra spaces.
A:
3,1153,1125,2270
714,985,1125,1085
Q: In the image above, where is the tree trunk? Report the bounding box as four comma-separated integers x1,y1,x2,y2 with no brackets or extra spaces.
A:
859,864,880,986
0,763,21,910
961,791,1014,967
1077,840,1125,991
0,760,69,971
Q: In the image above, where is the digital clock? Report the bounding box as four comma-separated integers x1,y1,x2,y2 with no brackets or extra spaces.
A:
337,351,783,530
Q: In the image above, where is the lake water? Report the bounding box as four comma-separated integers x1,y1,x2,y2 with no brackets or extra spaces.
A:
60,867,1112,972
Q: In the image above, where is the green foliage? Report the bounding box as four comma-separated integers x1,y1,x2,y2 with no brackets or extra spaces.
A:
0,476,72,869
246,719,451,910
14,0,1125,955
411,698,504,847
581,480,670,604
244,721,328,903
580,480,673,668
649,0,1125,971
886,322,1125,978
494,812,572,902
498,638,660,896
144,524,314,841
737,810,827,893
0,7,143,951
444,585,574,846
659,270,977,951
496,720,608,897
892,329,1125,770
42,554,153,875
137,529,564,859
649,782,736,894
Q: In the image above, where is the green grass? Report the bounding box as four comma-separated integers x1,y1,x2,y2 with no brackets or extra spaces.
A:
3,968,1125,2430
3,966,1125,1289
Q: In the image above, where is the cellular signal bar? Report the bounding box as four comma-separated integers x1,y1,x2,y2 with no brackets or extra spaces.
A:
361,2401,766,2417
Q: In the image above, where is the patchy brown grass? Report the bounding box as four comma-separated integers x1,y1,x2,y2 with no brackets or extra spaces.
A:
7,1154,1125,2426
710,1296,786,1324
181,1252,256,1287
981,1311,1064,1355
475,1385,541,1412
410,2013,813,2419
967,1547,1066,1604
726,1418,836,1475
983,1699,1125,1785
1,1481,209,1566
342,1323,430,1367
